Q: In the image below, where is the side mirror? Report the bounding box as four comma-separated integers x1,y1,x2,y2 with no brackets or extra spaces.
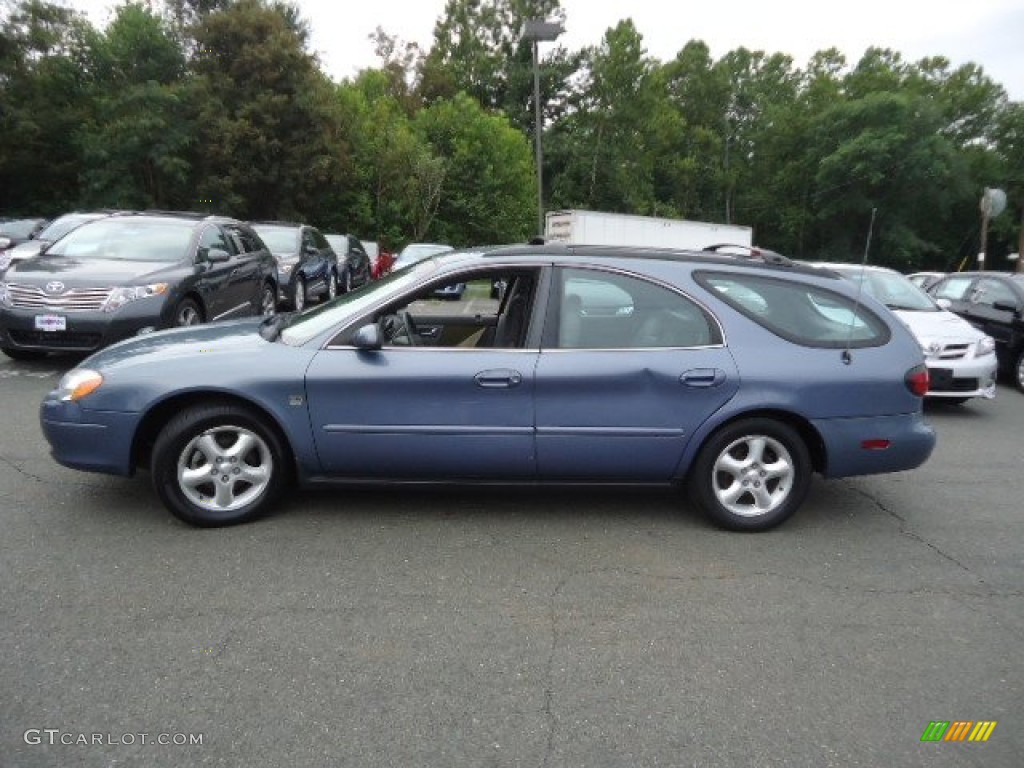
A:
352,323,383,350
935,298,952,310
206,248,231,263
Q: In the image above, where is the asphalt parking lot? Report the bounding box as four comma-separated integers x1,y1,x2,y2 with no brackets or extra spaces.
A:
2,355,1021,767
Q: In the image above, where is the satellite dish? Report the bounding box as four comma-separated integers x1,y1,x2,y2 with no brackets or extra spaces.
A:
980,188,1007,218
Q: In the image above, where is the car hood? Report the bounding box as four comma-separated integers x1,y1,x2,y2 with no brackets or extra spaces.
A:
82,317,270,371
4,255,179,286
892,308,985,344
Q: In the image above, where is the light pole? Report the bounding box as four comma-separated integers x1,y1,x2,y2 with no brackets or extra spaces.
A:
522,19,564,239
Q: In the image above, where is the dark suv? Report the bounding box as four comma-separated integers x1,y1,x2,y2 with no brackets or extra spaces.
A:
250,222,339,311
928,271,1024,390
0,212,277,360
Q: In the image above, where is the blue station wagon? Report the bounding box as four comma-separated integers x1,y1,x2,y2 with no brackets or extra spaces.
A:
40,244,936,531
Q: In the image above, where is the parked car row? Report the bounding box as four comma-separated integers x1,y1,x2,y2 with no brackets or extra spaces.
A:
0,209,412,360
811,264,997,405
925,271,1024,391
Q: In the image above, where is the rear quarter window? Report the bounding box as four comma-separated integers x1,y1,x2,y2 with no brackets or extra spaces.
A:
695,271,891,348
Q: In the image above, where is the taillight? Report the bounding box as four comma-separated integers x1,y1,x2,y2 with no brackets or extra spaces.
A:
905,364,929,397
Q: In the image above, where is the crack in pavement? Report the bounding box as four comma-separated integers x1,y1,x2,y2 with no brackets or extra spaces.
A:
844,482,980,580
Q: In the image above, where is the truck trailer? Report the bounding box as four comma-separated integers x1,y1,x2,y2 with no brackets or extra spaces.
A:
544,209,753,250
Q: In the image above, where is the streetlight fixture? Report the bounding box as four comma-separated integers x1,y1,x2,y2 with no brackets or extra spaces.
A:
522,19,564,238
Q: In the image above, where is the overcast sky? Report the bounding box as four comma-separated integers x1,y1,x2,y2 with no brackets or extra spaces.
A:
68,0,1024,101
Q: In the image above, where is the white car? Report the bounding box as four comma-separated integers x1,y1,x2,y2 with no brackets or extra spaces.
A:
816,263,997,404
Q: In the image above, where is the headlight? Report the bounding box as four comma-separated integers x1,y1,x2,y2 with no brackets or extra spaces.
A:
0,237,10,249
102,283,169,313
56,369,103,401
976,336,995,356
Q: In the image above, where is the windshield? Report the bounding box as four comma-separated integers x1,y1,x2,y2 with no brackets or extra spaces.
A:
252,226,299,254
37,214,103,242
279,259,439,345
833,267,937,311
46,218,193,261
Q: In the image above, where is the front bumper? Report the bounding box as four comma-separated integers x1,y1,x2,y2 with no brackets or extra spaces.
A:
0,298,169,354
924,354,997,400
39,397,138,476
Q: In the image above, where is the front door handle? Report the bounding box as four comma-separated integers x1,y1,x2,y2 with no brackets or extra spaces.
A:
475,369,523,388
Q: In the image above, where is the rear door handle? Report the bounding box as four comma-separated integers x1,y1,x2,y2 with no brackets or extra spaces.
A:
475,369,523,388
680,368,726,388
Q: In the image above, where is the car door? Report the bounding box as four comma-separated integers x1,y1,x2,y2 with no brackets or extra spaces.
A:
193,224,241,320
534,266,740,482
304,268,540,480
222,222,267,314
963,276,1023,356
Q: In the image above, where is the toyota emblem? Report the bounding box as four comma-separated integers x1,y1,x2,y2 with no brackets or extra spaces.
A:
45,281,65,294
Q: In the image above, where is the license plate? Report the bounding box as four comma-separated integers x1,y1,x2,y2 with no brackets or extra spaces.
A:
34,314,67,332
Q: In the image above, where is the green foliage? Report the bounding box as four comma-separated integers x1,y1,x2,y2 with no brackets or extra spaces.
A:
414,93,534,245
0,0,1021,268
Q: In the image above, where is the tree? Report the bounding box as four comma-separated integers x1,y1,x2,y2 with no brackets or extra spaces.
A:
78,2,192,209
0,0,93,213
547,20,670,215
414,92,534,245
187,0,350,220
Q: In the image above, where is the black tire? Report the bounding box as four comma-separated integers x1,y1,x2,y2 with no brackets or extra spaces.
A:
173,298,203,327
151,403,289,527
2,347,46,361
342,267,352,294
688,418,811,532
259,282,277,317
1015,348,1024,392
326,269,339,300
292,274,306,311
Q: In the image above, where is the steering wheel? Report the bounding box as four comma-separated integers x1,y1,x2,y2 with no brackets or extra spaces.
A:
382,310,419,346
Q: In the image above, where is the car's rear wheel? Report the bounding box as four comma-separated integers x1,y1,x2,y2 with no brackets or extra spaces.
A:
342,267,352,293
2,347,46,361
1015,348,1024,392
326,269,338,300
688,418,811,532
173,298,202,327
151,403,288,527
292,275,306,312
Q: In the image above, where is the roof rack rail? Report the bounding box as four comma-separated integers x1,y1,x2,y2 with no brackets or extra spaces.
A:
702,243,792,266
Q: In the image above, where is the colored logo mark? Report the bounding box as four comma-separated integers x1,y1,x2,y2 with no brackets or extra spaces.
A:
921,721,997,742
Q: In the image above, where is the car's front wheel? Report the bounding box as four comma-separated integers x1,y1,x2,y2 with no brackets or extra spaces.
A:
173,298,202,327
151,403,289,527
326,269,338,301
688,418,811,532
1015,348,1024,392
342,267,352,293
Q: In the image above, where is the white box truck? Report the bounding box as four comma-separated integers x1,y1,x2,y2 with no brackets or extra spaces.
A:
544,209,753,250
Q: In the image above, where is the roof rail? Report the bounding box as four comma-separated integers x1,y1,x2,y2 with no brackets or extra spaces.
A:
702,243,793,266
